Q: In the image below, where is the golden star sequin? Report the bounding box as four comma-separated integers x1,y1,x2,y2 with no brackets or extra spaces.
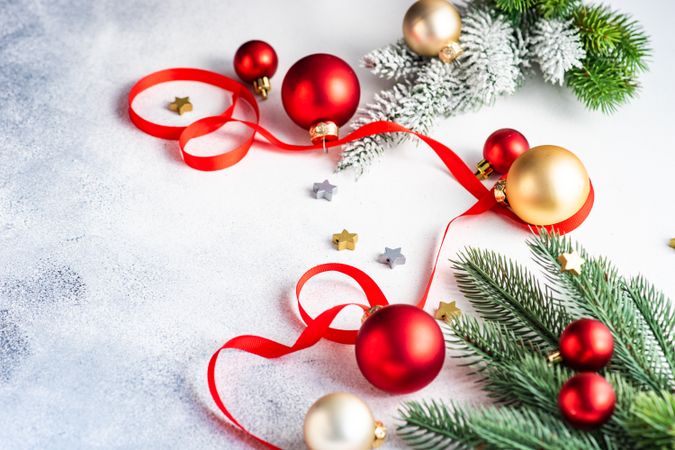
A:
557,251,585,276
435,301,461,322
169,96,193,115
332,229,358,251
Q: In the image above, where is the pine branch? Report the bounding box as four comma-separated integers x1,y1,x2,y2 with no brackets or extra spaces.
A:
624,391,675,449
482,354,569,413
573,4,649,71
529,18,585,85
361,39,428,81
337,4,523,174
446,316,540,370
528,231,671,391
622,276,675,383
452,247,574,351
495,0,538,16
399,400,604,450
535,0,580,19
565,59,638,113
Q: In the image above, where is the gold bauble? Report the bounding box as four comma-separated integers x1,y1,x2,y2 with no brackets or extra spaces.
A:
505,145,590,226
402,0,463,62
304,392,382,450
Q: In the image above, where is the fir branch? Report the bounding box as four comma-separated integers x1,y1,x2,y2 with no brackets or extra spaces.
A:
495,0,538,16
622,276,675,383
624,391,675,449
361,39,428,81
535,0,580,19
573,4,649,72
529,18,585,85
528,231,671,391
446,316,539,370
398,400,604,450
337,4,523,174
452,247,573,351
565,59,638,113
398,400,479,450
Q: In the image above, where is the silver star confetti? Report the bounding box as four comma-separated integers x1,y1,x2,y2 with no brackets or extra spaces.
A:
312,179,338,201
378,247,406,269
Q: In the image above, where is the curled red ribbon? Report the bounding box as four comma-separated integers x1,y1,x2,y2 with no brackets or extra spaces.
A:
129,68,594,448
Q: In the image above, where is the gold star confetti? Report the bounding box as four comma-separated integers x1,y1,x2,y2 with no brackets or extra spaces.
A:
168,96,193,115
557,251,585,276
332,229,358,251
669,238,675,249
435,301,461,322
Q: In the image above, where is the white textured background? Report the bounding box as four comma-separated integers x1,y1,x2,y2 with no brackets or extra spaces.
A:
1,0,673,448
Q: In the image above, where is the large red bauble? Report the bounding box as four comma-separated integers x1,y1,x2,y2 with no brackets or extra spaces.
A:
281,53,360,131
355,304,445,394
233,40,278,82
559,372,616,429
560,319,614,371
483,128,529,174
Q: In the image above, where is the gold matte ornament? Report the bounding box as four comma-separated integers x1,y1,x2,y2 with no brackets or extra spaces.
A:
669,238,675,249
304,392,386,450
403,0,463,62
505,145,590,226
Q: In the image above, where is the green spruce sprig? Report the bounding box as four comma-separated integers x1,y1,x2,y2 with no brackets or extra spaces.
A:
398,231,675,450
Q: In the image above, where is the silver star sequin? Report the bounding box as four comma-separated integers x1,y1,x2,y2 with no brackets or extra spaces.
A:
378,247,406,269
312,179,338,201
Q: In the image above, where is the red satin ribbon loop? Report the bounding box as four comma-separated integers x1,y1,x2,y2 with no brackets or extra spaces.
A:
128,67,595,448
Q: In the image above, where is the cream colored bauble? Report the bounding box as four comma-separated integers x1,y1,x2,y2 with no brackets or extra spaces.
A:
303,392,385,450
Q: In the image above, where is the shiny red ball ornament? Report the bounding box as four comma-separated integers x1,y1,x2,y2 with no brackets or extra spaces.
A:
281,53,360,143
560,319,614,371
355,304,445,393
233,40,278,99
559,372,616,429
474,128,529,179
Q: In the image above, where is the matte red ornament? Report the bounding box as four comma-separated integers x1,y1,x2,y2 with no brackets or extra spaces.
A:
281,53,360,143
355,304,445,393
474,128,529,179
560,319,614,371
233,40,278,99
559,372,616,429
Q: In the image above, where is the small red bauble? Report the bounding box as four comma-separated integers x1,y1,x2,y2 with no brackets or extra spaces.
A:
355,304,445,394
281,53,360,143
233,40,278,99
560,319,614,371
474,128,529,179
559,372,616,429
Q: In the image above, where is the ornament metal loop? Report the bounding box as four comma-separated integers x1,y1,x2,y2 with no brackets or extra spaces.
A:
438,42,463,63
361,305,384,324
372,420,387,448
474,159,493,180
253,76,271,99
493,179,507,204
309,121,339,144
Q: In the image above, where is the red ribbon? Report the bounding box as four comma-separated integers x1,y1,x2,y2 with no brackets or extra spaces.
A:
129,68,594,448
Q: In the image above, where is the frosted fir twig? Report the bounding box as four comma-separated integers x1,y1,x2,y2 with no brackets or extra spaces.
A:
338,5,524,175
361,39,428,81
529,18,585,85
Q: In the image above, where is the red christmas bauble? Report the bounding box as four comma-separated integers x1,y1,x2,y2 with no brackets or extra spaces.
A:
559,372,616,429
281,53,360,141
483,128,529,174
233,40,278,83
355,304,445,394
560,319,614,371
